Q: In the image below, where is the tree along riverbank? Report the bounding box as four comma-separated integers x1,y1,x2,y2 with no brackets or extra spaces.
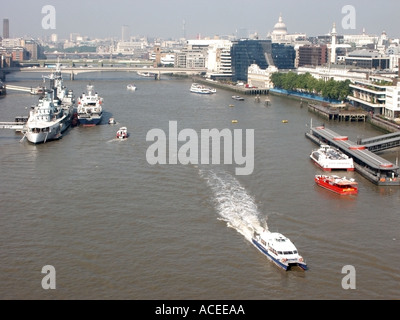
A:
271,72,351,102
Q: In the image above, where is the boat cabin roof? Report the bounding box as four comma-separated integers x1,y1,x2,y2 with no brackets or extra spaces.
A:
261,232,298,252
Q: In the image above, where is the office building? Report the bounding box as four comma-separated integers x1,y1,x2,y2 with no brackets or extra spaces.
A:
3,19,9,39
230,40,271,82
345,49,390,69
298,45,328,67
271,43,296,69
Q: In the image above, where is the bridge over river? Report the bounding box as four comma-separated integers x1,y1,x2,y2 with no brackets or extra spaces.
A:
1,66,207,81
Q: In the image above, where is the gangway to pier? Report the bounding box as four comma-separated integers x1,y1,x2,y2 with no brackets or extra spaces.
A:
305,125,399,186
0,122,25,130
4,85,33,93
360,132,400,152
0,116,28,132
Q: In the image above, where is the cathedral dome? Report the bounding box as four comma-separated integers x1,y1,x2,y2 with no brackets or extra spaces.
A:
272,15,288,35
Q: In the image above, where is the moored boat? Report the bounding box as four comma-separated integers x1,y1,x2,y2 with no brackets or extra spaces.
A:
310,144,354,171
137,71,154,77
315,174,358,195
116,127,128,139
30,86,45,96
252,230,307,271
22,60,75,144
24,90,72,144
77,84,103,126
127,84,137,91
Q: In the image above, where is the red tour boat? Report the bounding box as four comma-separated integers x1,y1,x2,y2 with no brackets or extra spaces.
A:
314,174,358,195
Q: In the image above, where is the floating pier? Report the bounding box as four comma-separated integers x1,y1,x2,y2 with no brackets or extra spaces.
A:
308,103,368,122
306,125,400,186
193,77,269,95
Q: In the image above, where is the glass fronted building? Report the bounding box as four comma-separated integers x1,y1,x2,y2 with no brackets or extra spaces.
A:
271,43,296,70
230,40,271,82
230,39,295,82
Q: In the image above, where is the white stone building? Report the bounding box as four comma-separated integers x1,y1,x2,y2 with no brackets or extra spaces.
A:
384,84,400,119
247,64,278,89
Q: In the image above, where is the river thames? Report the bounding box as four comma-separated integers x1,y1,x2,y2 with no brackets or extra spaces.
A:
0,71,399,299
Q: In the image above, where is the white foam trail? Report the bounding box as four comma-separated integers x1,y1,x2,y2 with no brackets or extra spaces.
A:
200,169,267,241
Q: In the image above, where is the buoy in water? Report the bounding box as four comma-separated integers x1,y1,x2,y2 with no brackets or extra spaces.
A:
232,120,238,123
282,120,288,123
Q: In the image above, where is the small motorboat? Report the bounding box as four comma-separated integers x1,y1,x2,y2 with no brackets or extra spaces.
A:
232,95,244,101
127,84,137,91
108,117,116,125
116,127,128,139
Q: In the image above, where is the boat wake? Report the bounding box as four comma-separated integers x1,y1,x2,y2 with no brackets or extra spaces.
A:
199,169,266,241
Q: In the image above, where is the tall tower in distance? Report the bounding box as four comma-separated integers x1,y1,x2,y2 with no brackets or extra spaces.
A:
330,22,337,64
182,20,186,40
3,18,10,39
122,25,129,42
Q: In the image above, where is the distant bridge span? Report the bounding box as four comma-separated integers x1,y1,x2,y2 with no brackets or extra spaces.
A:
3,66,207,80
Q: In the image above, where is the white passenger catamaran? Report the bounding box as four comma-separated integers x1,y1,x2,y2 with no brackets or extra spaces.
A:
252,230,308,271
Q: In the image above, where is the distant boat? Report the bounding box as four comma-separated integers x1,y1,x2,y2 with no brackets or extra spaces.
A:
127,84,137,91
232,95,244,101
108,117,116,125
137,71,154,78
116,127,128,139
30,86,45,95
190,83,216,94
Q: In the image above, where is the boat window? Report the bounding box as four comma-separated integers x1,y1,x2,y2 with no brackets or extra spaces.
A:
277,251,283,255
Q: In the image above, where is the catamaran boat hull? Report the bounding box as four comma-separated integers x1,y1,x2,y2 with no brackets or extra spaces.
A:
310,144,354,171
252,231,308,271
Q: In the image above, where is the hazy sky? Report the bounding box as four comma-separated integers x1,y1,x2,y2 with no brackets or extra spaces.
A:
2,0,400,40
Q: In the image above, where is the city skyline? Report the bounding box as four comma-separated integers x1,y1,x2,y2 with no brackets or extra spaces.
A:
2,0,400,40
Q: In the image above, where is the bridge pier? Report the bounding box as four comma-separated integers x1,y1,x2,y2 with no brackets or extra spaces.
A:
70,71,75,81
